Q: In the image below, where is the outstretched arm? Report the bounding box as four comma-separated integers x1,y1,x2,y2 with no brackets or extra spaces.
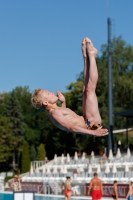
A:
56,90,66,108
88,181,92,195
52,110,108,136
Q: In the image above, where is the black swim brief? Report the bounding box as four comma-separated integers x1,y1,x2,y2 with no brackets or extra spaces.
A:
112,194,116,199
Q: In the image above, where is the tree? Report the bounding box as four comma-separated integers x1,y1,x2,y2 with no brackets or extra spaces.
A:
0,92,10,116
21,141,30,173
36,144,46,161
0,116,13,162
12,86,45,147
30,145,37,161
4,90,25,170
100,36,133,129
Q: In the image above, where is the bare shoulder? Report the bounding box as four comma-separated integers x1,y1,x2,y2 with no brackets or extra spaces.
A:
97,177,102,182
90,178,94,183
50,107,63,115
98,178,102,184
47,107,74,132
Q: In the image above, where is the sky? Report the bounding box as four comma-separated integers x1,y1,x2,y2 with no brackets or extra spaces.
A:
0,0,133,94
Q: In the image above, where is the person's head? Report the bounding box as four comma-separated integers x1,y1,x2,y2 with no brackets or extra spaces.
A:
130,182,133,186
66,176,71,181
31,88,58,110
94,172,98,177
114,180,117,185
14,175,18,182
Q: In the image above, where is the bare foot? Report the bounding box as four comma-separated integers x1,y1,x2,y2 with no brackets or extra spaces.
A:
86,37,98,56
81,38,87,58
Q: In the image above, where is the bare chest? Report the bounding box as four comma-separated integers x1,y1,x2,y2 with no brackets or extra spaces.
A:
48,108,85,130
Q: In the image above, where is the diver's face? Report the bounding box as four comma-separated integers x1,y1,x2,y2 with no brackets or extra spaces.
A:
40,90,58,105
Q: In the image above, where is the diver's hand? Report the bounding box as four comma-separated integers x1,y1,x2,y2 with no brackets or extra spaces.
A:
93,127,108,137
56,90,65,103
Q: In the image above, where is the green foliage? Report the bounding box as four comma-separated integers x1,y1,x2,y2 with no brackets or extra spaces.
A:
21,141,30,173
30,145,37,161
66,80,83,115
4,90,25,144
36,144,46,161
0,116,13,162
114,131,133,149
3,90,25,169
100,36,133,129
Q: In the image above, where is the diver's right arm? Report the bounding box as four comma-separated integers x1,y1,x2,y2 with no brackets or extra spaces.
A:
52,110,108,136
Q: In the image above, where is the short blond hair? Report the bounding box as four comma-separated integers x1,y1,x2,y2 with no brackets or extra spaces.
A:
31,88,43,109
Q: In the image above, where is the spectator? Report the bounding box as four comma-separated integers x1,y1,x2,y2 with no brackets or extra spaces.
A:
126,182,133,200
88,172,103,200
10,175,22,191
64,176,72,200
102,152,107,158
112,180,118,200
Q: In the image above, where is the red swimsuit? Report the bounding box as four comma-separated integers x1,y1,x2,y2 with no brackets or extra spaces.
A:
64,190,71,196
92,190,102,200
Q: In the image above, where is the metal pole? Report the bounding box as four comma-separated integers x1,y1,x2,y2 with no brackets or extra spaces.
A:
126,117,128,148
107,18,113,153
